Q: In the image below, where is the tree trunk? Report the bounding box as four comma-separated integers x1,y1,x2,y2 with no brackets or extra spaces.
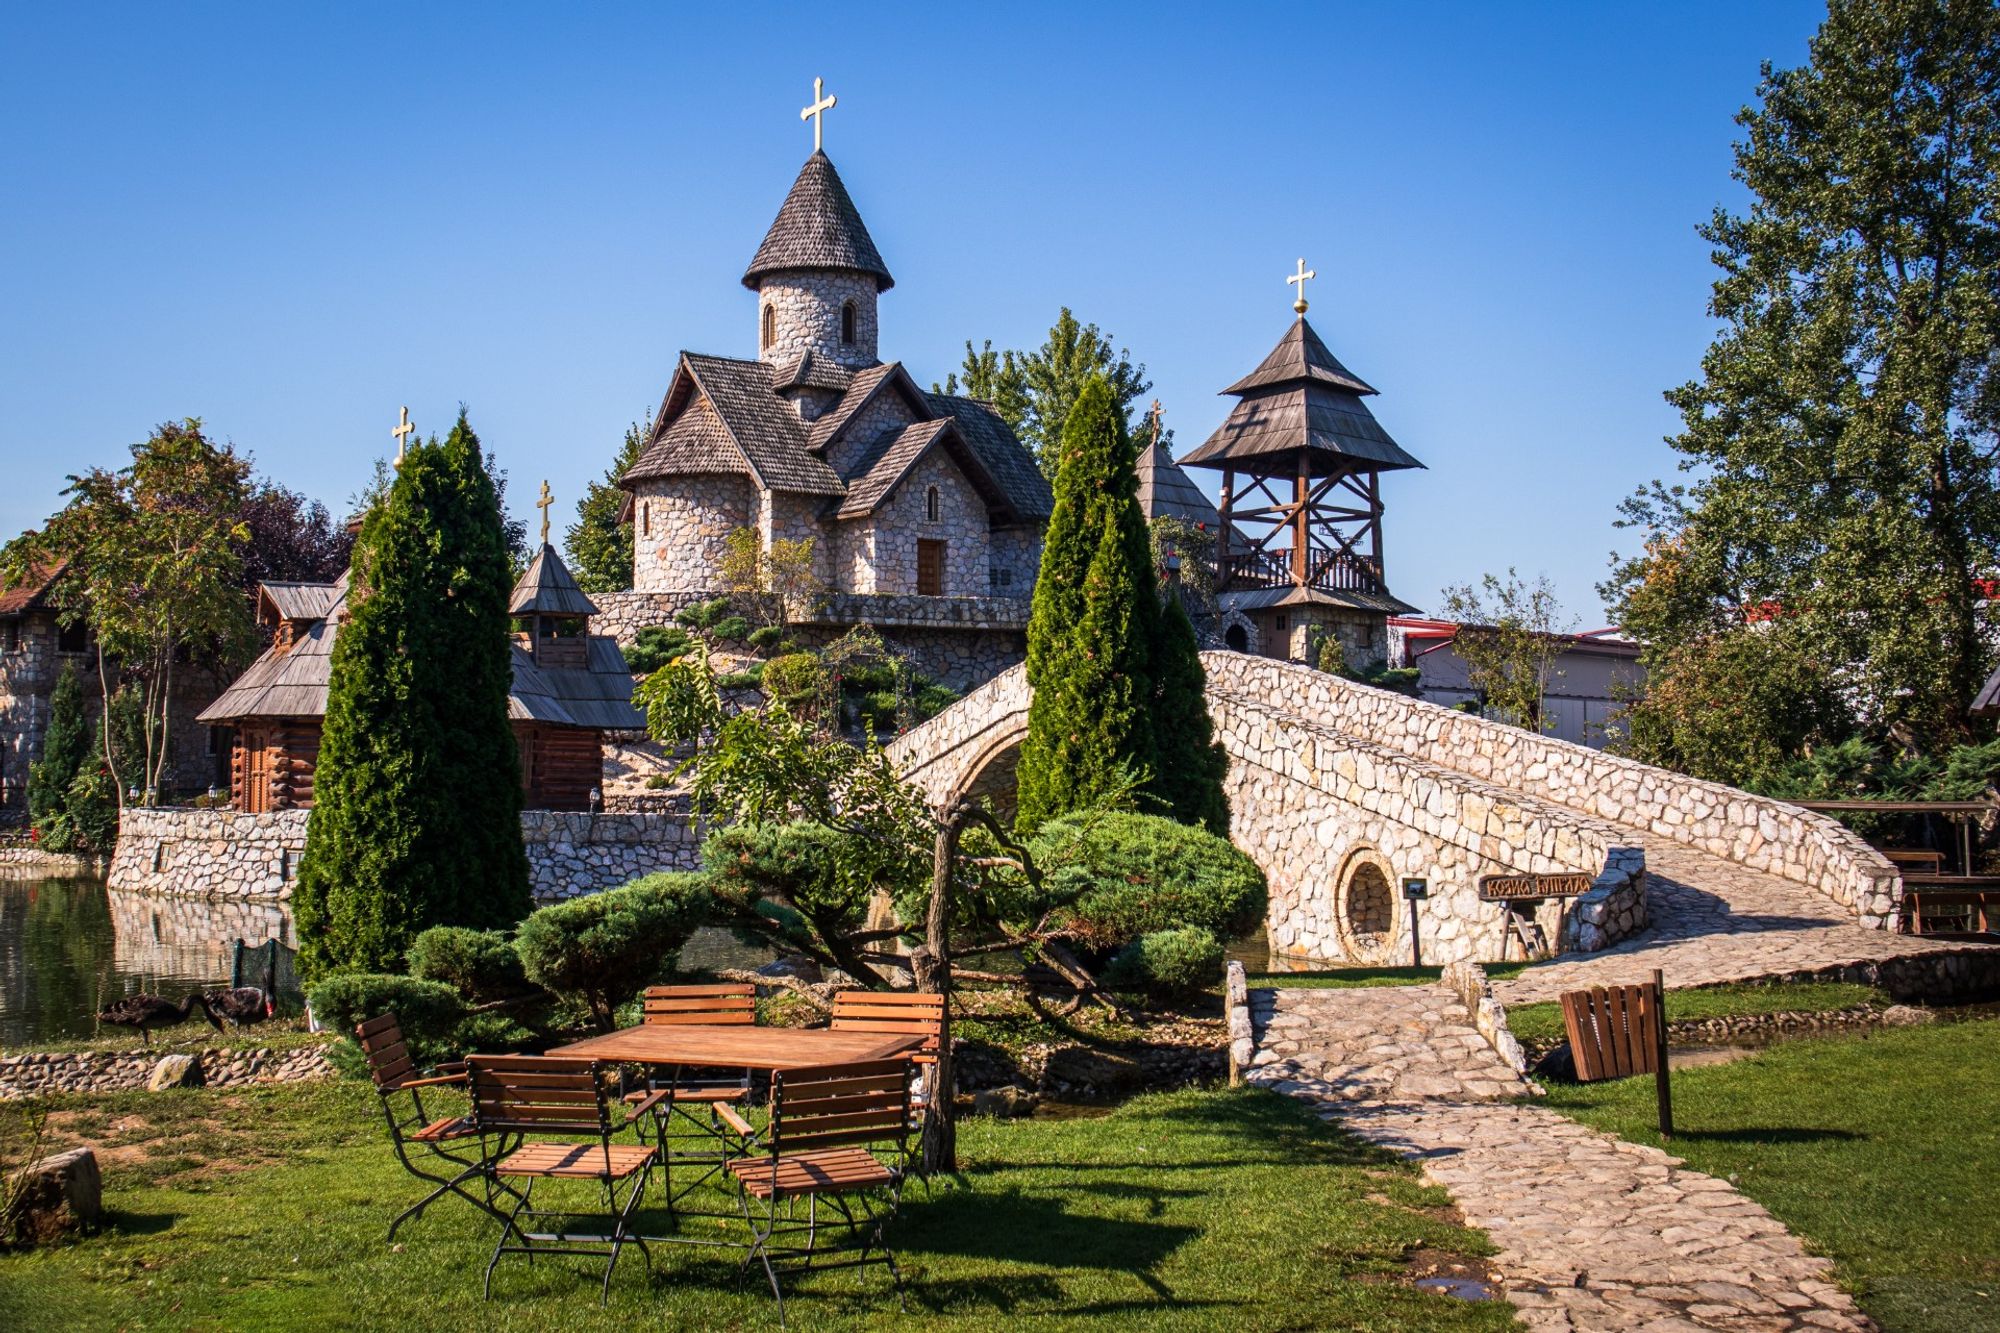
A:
915,798,970,1175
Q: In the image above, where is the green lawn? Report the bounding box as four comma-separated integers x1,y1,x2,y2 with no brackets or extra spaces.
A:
0,1081,1513,1332
1504,980,1887,1047
1540,1017,2000,1333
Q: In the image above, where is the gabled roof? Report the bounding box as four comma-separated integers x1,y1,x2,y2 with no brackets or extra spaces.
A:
200,568,641,729
927,394,1055,521
1181,316,1424,477
743,150,894,292
771,349,854,393
257,581,339,625
1136,436,1221,528
625,353,846,496
510,544,599,618
806,362,921,455
835,418,1016,520
0,560,64,617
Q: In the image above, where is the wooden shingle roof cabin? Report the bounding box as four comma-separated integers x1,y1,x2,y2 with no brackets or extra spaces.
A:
1179,268,1425,669
198,543,643,813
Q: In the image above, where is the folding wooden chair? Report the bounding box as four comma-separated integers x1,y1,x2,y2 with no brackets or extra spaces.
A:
623,983,759,1211
356,1012,516,1240
467,1055,662,1304
830,991,945,1168
723,1058,913,1325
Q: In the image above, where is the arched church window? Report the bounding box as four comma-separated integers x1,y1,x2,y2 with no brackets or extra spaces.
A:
761,304,776,351
640,501,650,537
840,300,857,347
926,486,940,522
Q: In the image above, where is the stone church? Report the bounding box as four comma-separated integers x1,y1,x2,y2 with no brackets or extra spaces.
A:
605,118,1052,688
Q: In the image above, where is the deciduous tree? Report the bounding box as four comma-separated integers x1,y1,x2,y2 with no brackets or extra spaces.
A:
1439,570,1574,732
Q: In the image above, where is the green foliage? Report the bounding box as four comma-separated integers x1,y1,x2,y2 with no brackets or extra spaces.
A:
744,625,788,653
621,624,693,675
1613,627,1853,789
1604,1,2000,750
1150,515,1217,623
2,419,255,799
934,339,1033,441
293,412,530,981
674,596,735,632
1150,594,1229,835
1437,569,1574,732
716,666,763,689
514,873,713,1028
27,664,88,827
704,822,878,961
1103,926,1225,1002
937,310,1152,479
634,637,721,747
405,927,529,1005
563,418,646,593
761,651,829,716
1017,377,1161,832
1027,811,1267,952
306,973,467,1065
61,766,118,853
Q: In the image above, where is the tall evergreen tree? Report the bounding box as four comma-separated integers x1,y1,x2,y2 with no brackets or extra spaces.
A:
1016,377,1160,832
1606,0,2000,756
938,310,1151,480
1150,593,1230,835
294,412,529,979
28,663,89,828
565,418,648,592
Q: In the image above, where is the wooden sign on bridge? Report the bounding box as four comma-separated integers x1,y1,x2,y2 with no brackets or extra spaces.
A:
1478,872,1594,901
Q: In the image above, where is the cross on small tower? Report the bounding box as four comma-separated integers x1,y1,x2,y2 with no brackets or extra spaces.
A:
800,76,836,152
1287,258,1316,315
536,480,554,547
1147,399,1164,447
391,405,415,469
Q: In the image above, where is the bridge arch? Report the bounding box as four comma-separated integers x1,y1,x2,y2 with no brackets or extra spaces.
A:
888,652,1899,966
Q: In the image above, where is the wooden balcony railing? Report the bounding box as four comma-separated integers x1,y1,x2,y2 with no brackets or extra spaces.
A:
1219,548,1385,595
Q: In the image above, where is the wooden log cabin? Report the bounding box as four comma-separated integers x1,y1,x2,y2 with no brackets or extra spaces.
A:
198,544,642,813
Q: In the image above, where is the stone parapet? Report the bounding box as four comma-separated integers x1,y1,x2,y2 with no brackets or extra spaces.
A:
1440,960,1532,1080
112,807,703,904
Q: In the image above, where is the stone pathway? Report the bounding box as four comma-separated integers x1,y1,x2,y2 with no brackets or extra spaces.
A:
1493,836,1997,1006
1245,985,1874,1331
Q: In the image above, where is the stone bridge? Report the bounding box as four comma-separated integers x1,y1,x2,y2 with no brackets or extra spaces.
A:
888,652,1905,969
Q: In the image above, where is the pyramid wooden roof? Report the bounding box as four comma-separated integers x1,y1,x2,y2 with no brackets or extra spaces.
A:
510,544,599,618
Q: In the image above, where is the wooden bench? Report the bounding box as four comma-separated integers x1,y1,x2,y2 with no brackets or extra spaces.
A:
1899,876,2000,935
1884,848,1947,875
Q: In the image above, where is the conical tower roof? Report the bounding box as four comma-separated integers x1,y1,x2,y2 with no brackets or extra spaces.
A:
1180,316,1424,477
509,543,599,618
743,150,894,292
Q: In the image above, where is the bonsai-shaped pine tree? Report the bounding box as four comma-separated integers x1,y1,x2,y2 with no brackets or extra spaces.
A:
295,412,530,979
1015,376,1160,832
1150,592,1230,834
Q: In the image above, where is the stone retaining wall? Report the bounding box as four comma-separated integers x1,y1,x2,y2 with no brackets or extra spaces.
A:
1204,655,1901,928
1441,960,1532,1078
0,846,107,878
111,807,703,904
0,1044,335,1101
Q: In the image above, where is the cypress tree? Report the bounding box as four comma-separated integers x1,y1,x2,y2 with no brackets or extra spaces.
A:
1150,593,1230,835
295,411,529,979
29,663,89,828
1016,377,1160,832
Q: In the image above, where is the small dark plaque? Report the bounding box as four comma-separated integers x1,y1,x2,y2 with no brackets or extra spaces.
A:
1401,877,1429,901
1479,873,1593,902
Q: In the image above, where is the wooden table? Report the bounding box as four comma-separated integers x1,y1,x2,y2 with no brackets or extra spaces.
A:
548,1025,921,1069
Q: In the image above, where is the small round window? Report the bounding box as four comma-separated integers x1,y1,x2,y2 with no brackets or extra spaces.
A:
1334,851,1399,964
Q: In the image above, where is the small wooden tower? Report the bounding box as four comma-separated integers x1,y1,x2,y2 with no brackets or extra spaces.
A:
1178,267,1424,667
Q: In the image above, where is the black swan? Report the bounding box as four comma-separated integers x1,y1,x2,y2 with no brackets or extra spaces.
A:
96,992,221,1044
204,986,274,1027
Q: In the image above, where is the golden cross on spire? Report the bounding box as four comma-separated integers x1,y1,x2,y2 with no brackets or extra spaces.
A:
1147,399,1164,448
535,480,554,547
391,405,415,469
801,76,836,152
1287,258,1316,315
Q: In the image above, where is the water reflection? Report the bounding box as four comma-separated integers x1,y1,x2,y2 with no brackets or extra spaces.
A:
0,877,295,1046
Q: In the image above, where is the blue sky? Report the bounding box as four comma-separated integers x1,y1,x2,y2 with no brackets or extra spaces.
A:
0,2,1824,622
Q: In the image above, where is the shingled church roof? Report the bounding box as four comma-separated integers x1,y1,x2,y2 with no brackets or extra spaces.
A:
1135,434,1221,528
1180,316,1425,477
743,151,894,292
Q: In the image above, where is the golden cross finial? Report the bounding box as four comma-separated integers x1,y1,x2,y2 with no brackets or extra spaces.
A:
1147,399,1164,447
801,77,836,152
391,405,415,469
1288,258,1316,315
535,480,554,547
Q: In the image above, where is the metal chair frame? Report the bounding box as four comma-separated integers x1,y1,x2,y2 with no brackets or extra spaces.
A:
467,1055,662,1305
355,1012,519,1240
726,1057,913,1326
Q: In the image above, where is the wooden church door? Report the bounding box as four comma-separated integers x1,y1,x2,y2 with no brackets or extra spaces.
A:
917,539,945,596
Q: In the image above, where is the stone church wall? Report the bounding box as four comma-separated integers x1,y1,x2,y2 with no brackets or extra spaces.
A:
761,491,835,585
110,806,702,904
632,474,754,593
988,527,1041,596
871,451,990,597
756,271,879,371
825,387,920,480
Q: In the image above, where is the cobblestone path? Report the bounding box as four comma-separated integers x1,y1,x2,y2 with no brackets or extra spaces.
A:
1246,986,1874,1331
1494,834,1993,1006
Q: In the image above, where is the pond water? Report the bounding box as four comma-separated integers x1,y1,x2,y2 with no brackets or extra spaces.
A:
0,876,301,1047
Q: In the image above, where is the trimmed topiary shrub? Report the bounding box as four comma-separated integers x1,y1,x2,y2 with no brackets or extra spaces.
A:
1103,926,1225,1002
406,926,530,1005
1028,811,1267,951
307,974,467,1066
623,624,694,675
514,873,714,1029
761,652,828,714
